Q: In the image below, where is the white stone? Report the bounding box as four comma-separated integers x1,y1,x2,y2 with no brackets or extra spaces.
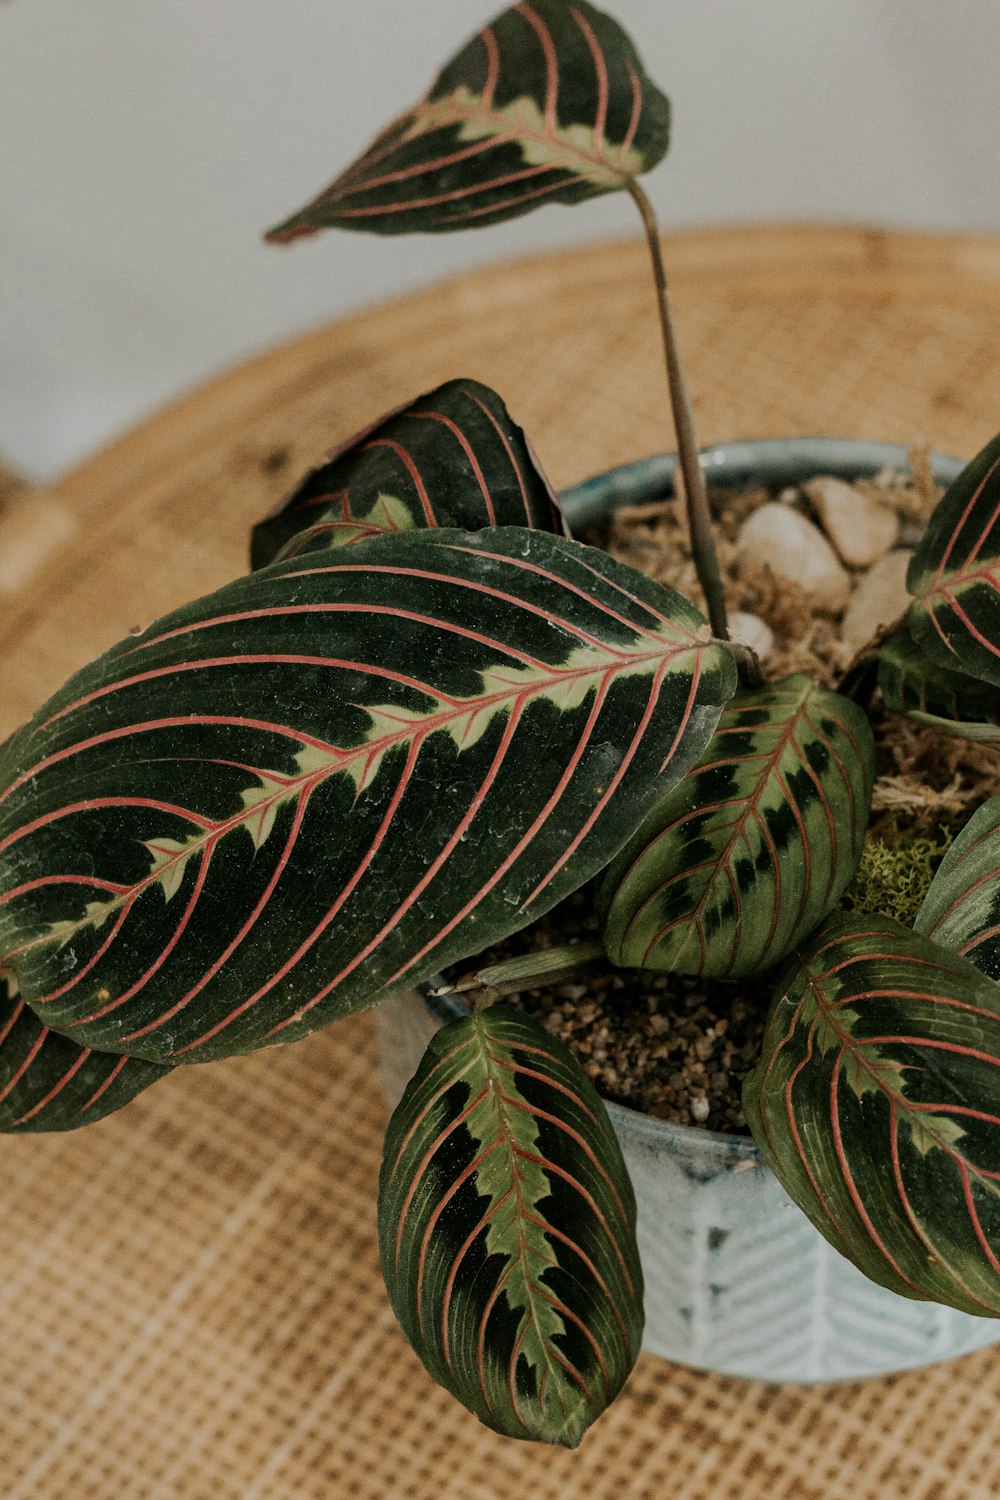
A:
737,503,851,611
805,475,899,568
841,549,912,652
728,610,775,662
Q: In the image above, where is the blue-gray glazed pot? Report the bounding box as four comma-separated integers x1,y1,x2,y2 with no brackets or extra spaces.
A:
375,439,1000,1385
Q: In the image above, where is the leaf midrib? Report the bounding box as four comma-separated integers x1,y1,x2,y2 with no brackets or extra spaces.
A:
14,641,683,957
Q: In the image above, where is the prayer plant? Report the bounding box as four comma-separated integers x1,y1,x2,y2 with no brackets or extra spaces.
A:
3,0,1000,1451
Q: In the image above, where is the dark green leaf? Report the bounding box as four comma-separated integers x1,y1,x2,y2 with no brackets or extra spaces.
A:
907,430,1000,686
266,0,670,241
379,1003,642,1446
916,796,1000,980
744,912,1000,1316
0,528,735,1064
0,975,169,1133
877,628,1000,746
599,675,874,977
251,379,564,569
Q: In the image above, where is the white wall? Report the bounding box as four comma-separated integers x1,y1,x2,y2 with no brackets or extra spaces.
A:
2,0,999,478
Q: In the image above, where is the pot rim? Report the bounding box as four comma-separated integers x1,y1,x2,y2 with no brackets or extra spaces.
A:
422,435,963,1167
558,434,962,531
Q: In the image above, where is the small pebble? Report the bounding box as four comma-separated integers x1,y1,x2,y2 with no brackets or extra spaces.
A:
840,549,912,651
805,475,899,568
737,503,851,611
690,1097,710,1123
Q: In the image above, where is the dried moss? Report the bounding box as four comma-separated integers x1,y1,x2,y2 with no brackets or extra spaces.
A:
839,823,955,927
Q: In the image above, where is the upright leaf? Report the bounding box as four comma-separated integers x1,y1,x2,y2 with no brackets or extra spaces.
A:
744,912,1000,1316
907,429,1000,686
877,629,1000,746
0,975,169,1133
266,0,670,240
916,796,1000,979
0,528,735,1064
251,379,564,569
379,1003,642,1446
599,676,874,977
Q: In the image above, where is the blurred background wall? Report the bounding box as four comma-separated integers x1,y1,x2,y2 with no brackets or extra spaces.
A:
2,0,999,479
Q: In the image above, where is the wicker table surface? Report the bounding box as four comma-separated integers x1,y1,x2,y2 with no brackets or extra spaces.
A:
3,224,1000,1500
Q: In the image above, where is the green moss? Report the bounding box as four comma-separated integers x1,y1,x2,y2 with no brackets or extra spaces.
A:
839,823,956,928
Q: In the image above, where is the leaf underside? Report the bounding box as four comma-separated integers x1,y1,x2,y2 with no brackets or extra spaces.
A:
916,796,1000,980
744,912,1000,1316
907,429,1000,687
266,0,670,241
599,675,874,977
0,527,735,1065
378,1003,642,1446
0,975,168,1133
877,629,1000,746
251,379,564,570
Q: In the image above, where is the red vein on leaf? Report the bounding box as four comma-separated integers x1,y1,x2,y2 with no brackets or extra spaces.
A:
323,158,575,217
0,795,213,860
528,653,693,911
0,1024,47,1105
480,25,500,107
464,389,534,525
260,702,529,1042
959,1161,1000,1274
27,896,137,1011
393,1081,492,1276
571,6,609,154
362,437,435,524
383,1036,477,1190
931,452,1000,587
517,3,559,136
410,411,496,523
11,1047,91,1127
440,1184,517,1372
829,1051,915,1286
79,1054,132,1115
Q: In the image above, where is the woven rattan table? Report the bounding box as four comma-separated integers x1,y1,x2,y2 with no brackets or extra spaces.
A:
4,225,1000,1499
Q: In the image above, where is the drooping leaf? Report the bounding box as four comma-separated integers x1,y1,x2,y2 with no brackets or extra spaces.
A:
0,527,735,1065
877,628,1000,746
744,911,1000,1316
907,429,1000,687
0,975,169,1133
378,1003,642,1446
266,0,670,241
915,796,1000,980
251,379,564,570
599,675,874,977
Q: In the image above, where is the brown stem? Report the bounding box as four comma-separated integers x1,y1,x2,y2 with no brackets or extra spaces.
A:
628,180,729,642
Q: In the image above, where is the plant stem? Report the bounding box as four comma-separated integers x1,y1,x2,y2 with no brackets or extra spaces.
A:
429,939,608,1009
628,180,729,642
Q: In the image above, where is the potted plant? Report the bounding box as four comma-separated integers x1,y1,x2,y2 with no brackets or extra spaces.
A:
3,0,1000,1451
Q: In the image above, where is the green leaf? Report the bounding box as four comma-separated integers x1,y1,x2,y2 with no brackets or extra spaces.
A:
877,628,1000,746
916,796,1000,980
0,527,735,1064
378,1003,642,1446
251,379,564,569
599,675,874,977
0,975,169,1133
907,429,1000,687
266,0,670,241
744,912,1000,1316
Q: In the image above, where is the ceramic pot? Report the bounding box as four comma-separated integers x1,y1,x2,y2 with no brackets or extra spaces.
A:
376,439,1000,1385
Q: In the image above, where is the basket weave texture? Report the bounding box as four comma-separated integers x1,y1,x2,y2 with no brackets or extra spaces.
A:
3,225,1000,1499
